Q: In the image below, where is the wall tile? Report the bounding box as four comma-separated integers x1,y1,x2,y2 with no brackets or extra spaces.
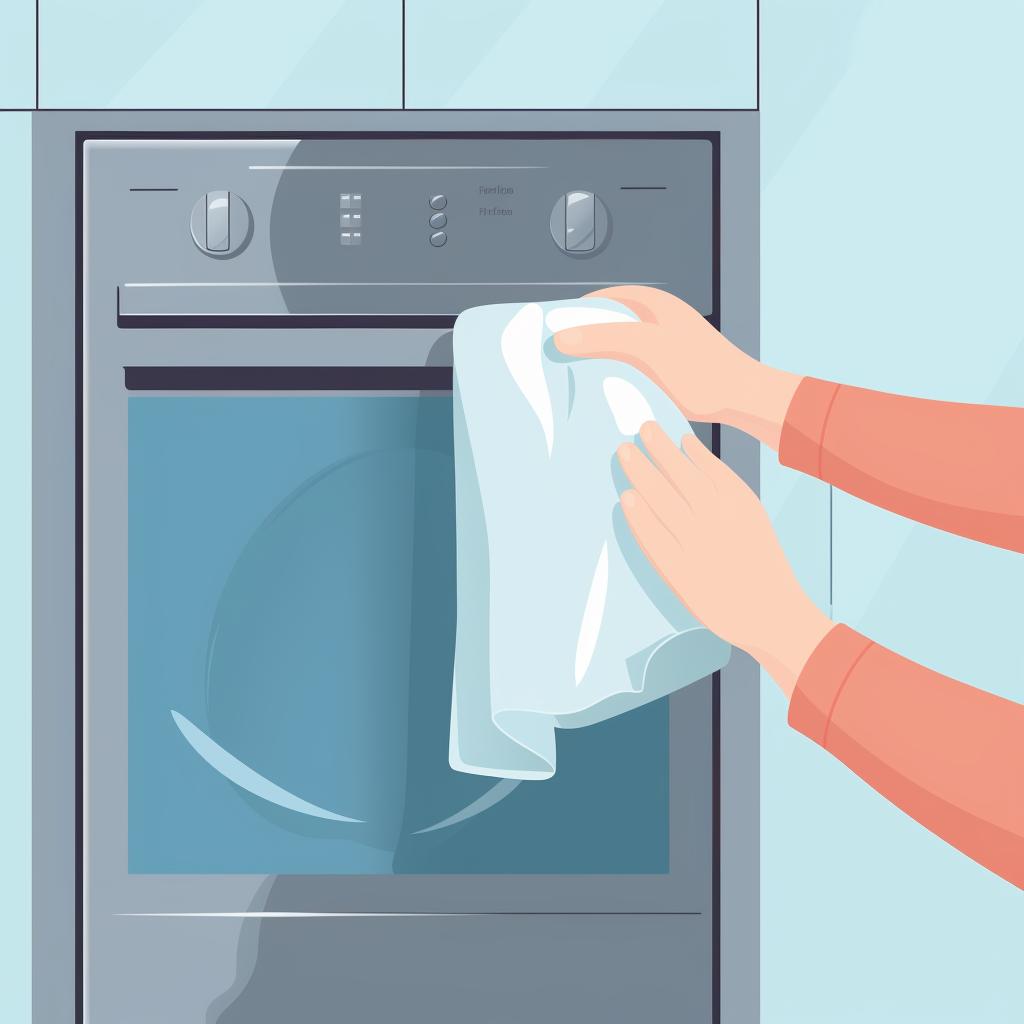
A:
0,112,32,1024
0,0,35,107
762,2,1024,1021
39,0,401,108
407,0,756,109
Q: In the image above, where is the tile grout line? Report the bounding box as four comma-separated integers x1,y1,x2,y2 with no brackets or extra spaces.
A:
5,107,759,113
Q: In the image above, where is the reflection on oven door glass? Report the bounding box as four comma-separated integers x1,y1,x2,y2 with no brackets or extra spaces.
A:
128,395,668,874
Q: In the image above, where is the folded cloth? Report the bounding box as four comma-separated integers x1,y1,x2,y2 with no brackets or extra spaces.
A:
450,298,732,780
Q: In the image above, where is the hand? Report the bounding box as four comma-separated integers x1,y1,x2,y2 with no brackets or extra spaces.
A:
617,422,833,697
554,286,801,450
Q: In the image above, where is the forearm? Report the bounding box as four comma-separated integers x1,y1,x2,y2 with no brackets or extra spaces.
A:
788,625,1024,888
778,377,1024,552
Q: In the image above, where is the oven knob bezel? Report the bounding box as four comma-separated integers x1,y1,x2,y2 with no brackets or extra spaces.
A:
549,190,610,256
189,191,254,259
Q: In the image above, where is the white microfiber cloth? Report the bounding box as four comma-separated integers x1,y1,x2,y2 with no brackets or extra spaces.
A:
450,298,732,780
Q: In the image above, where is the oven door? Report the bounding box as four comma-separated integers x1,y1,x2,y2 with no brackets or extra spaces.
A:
86,341,713,1022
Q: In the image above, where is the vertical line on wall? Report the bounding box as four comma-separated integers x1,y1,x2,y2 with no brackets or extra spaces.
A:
401,0,406,109
35,0,40,108
756,0,760,110
828,484,834,616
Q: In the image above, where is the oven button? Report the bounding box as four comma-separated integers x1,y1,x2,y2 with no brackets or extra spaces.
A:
429,211,447,229
429,230,447,247
549,190,609,255
429,194,447,210
190,191,253,258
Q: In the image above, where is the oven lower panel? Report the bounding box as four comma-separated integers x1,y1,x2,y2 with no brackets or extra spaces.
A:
91,909,711,1024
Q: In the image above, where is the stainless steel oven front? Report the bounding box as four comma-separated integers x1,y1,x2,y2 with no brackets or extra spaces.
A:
34,115,759,1024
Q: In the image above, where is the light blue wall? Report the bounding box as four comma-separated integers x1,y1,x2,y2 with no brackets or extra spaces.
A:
0,0,35,107
761,2,1024,1021
38,0,402,108
32,0,757,110
406,0,756,108
0,112,32,1024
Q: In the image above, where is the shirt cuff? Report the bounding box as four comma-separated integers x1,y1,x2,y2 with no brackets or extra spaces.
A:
778,377,841,478
788,624,874,748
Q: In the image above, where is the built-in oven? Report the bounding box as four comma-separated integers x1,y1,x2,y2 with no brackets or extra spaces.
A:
34,115,759,1024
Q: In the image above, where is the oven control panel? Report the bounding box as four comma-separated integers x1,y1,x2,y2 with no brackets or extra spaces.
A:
86,134,717,324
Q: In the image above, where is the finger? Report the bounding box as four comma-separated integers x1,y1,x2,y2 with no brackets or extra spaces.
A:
680,433,754,498
620,490,693,608
680,432,722,476
617,442,695,531
582,285,682,324
638,421,712,505
553,321,656,362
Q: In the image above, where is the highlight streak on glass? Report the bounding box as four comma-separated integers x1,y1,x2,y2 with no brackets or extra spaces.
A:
412,779,521,835
170,709,364,824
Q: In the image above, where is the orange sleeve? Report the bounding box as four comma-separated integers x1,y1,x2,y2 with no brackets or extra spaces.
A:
789,624,1024,888
778,377,1024,553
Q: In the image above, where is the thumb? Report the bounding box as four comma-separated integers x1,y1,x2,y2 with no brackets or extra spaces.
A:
553,322,655,363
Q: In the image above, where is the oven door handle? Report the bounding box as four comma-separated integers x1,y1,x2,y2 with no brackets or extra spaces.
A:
123,365,454,391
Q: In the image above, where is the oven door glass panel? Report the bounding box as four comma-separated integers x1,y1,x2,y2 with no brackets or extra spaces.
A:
128,394,668,874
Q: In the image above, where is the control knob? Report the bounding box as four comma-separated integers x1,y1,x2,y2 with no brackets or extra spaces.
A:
190,191,253,257
549,190,609,254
